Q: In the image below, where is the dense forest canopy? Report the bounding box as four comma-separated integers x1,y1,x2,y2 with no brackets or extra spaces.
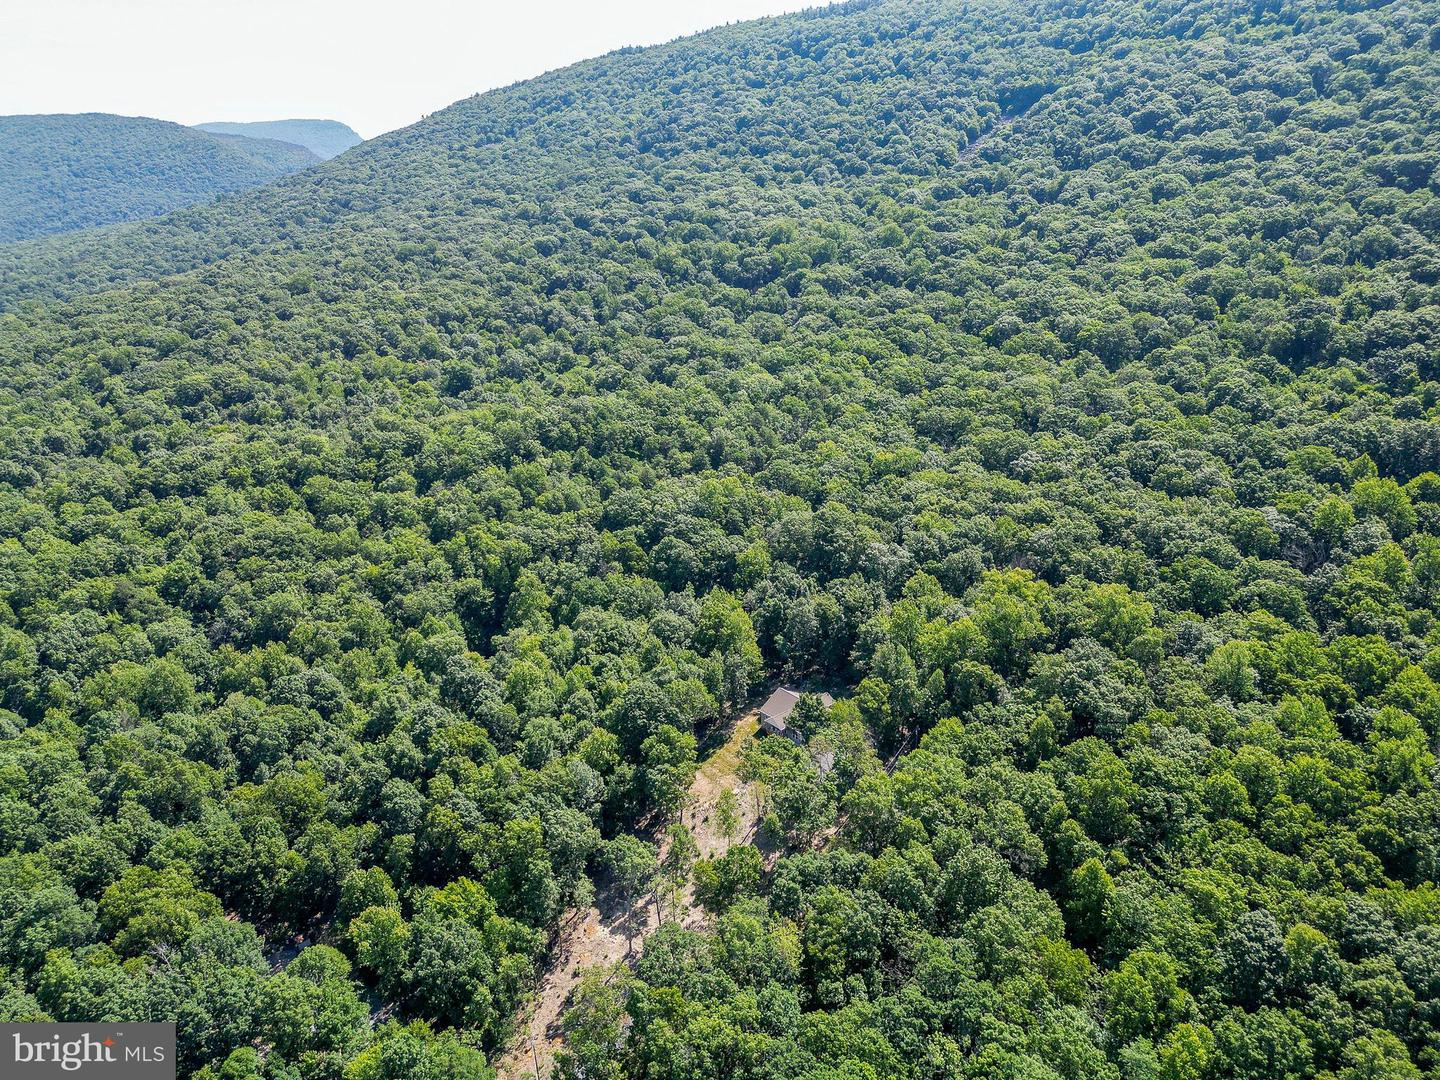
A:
193,121,363,162
0,113,320,243
2,0,1440,1077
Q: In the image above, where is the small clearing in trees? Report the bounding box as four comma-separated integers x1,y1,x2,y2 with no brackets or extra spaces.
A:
495,703,768,1080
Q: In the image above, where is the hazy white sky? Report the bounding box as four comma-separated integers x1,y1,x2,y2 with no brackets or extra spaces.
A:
0,0,835,139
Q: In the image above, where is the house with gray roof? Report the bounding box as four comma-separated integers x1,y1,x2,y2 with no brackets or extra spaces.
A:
757,687,834,745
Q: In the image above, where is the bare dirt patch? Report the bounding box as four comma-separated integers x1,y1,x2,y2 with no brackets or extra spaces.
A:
497,898,646,1080
495,703,767,1079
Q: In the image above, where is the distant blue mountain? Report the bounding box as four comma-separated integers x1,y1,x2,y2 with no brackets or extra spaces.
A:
194,119,362,160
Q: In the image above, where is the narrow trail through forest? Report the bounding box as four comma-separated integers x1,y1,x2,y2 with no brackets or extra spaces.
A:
495,705,766,1080
955,91,1051,164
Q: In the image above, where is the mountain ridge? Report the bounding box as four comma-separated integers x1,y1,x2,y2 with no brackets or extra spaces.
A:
0,112,320,243
0,0,1063,306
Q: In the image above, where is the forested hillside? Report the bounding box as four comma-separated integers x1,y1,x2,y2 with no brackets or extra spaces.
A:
0,113,320,242
194,120,363,161
2,0,1440,1078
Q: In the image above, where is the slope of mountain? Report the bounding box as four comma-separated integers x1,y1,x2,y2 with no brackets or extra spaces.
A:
194,118,363,159
1,1,1439,1078
0,113,321,243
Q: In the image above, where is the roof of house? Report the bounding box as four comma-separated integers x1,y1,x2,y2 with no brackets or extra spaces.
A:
758,687,834,723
